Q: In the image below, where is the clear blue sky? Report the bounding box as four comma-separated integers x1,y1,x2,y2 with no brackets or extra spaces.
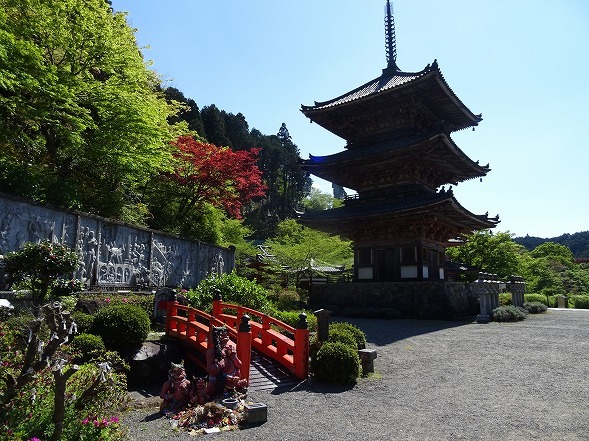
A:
113,0,588,239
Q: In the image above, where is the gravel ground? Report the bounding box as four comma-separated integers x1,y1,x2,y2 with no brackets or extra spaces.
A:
123,309,589,441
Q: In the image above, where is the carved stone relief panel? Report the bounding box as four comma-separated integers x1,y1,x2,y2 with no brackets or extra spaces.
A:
0,198,77,254
198,243,210,283
75,218,100,286
150,234,198,289
1,195,234,289
97,223,150,287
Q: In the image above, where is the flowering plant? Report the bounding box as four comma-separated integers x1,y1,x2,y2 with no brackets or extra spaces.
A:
52,278,85,295
78,415,123,441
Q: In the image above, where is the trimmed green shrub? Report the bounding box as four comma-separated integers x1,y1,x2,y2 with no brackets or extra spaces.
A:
330,322,367,350
271,310,317,333
327,327,356,348
71,310,94,333
523,301,548,314
570,295,589,309
492,305,528,322
80,293,154,321
313,341,360,384
70,333,106,363
188,272,272,313
524,293,548,305
90,303,150,353
309,336,322,372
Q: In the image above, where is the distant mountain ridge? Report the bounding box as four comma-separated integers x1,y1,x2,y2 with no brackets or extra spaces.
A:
514,231,589,258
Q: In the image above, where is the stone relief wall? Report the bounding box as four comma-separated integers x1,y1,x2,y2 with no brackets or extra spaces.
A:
0,194,235,289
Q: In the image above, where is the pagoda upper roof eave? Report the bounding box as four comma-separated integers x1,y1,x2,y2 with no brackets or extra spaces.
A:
300,60,482,128
302,132,488,171
300,132,491,188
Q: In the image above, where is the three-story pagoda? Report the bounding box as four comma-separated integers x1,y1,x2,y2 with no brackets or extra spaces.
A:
299,1,498,282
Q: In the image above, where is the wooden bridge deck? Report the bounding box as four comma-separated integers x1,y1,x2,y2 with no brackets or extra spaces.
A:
248,350,301,391
178,341,300,392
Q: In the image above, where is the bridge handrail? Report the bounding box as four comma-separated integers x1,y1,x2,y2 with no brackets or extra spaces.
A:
165,303,241,371
212,300,309,380
214,301,294,333
167,302,231,339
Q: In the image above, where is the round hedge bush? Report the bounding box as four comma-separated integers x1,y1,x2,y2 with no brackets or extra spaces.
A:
327,327,357,348
330,322,366,350
571,295,589,309
523,301,548,314
90,303,150,353
71,333,105,362
71,310,94,334
492,305,528,322
313,341,360,384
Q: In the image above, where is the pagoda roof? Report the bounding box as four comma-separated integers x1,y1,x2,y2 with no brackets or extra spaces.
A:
300,61,482,146
301,132,489,190
298,190,499,241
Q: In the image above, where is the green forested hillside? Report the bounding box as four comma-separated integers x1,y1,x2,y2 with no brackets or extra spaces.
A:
515,231,589,258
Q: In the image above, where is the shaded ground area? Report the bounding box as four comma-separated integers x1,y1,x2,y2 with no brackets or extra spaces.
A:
124,309,589,440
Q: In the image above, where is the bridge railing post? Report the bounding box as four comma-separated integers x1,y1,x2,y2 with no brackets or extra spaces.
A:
294,313,309,380
237,314,252,383
166,301,178,335
212,289,222,318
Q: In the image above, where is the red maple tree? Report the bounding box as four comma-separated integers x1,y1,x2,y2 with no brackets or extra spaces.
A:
168,136,266,219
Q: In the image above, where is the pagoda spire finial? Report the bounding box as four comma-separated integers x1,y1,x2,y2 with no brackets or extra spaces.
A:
384,0,399,72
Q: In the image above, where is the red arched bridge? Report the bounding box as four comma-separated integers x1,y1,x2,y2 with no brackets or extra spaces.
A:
165,298,310,389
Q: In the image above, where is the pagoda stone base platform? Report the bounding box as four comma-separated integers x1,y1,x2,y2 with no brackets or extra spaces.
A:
309,282,480,320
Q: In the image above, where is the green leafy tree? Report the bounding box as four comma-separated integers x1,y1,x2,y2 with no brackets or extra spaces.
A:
446,230,526,280
529,242,574,263
303,188,343,211
0,0,176,219
266,219,353,287
219,218,258,275
3,241,79,311
521,242,588,298
277,123,312,219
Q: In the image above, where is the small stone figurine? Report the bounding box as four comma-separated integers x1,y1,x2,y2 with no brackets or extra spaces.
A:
159,362,192,415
